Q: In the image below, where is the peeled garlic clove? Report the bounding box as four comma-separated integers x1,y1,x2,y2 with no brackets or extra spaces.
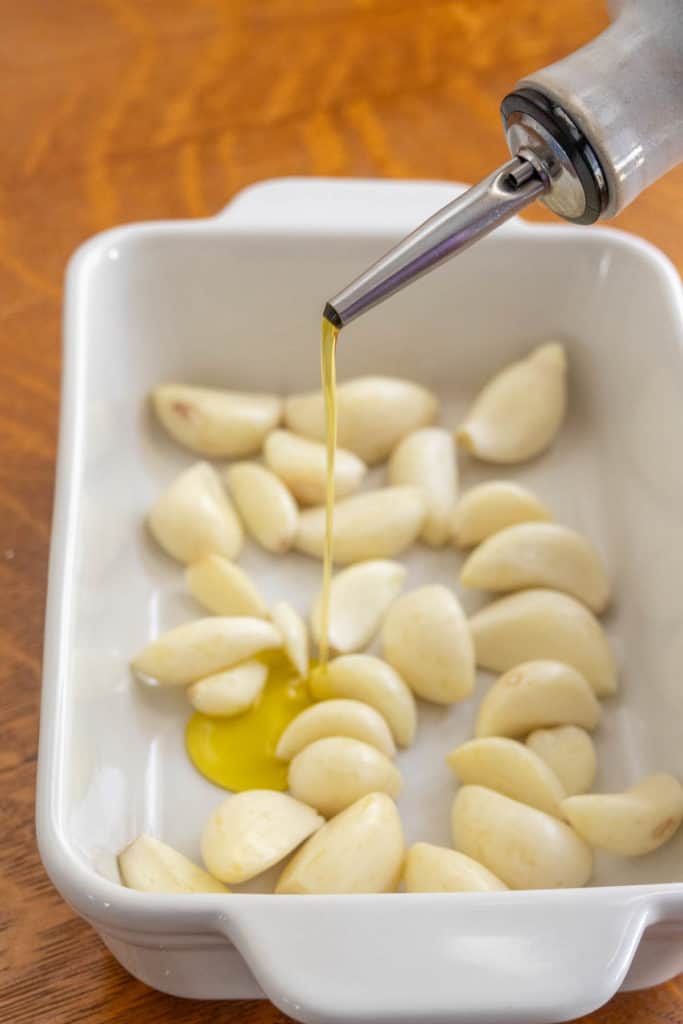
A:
310,560,407,654
475,660,601,738
119,834,229,893
447,737,566,818
388,428,457,546
310,654,416,747
456,343,567,463
452,785,592,889
226,462,298,554
295,487,425,565
186,554,269,617
153,384,282,457
131,616,281,686
381,585,474,704
271,601,309,676
469,588,617,696
562,774,683,856
275,792,404,894
526,725,597,796
461,522,610,614
148,461,243,564
403,842,507,893
263,429,366,505
452,481,552,548
201,790,323,883
275,699,395,761
288,737,402,818
285,376,438,464
187,661,268,716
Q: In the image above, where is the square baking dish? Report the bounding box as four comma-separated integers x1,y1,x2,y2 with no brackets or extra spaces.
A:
38,177,683,1023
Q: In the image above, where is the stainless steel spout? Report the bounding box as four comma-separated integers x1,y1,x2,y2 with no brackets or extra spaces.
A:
324,156,547,329
325,0,683,329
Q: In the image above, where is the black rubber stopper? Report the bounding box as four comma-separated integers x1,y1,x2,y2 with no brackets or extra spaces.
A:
501,87,608,225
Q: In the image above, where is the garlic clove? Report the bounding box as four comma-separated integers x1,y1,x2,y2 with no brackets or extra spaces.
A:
452,480,552,548
310,560,407,655
310,654,417,748
469,588,617,696
388,428,458,546
526,725,597,796
153,384,282,457
381,584,474,704
288,737,402,818
187,661,268,716
186,554,269,618
562,774,683,856
263,429,366,505
452,785,593,889
447,737,566,818
275,793,404,894
275,699,396,761
118,834,229,893
131,616,281,686
403,842,508,893
226,462,298,554
148,461,243,564
456,343,567,463
271,601,309,676
284,376,438,464
295,487,425,565
475,659,601,738
201,790,323,883
460,522,610,614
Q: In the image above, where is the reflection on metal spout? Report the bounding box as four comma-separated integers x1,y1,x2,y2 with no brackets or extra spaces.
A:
326,156,548,328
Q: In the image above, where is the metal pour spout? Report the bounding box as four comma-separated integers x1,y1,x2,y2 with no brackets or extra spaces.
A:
325,0,683,329
324,155,547,329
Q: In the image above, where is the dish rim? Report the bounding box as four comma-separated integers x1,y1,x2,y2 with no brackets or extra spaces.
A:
36,178,683,1018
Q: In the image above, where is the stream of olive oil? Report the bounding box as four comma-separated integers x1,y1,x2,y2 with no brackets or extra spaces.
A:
319,316,340,667
185,317,340,791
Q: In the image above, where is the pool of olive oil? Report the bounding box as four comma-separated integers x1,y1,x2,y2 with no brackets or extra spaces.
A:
186,651,314,791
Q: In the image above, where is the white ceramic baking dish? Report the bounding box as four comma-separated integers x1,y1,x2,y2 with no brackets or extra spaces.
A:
38,177,683,1023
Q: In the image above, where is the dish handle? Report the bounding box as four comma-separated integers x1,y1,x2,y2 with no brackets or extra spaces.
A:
217,890,651,1023
214,176,523,238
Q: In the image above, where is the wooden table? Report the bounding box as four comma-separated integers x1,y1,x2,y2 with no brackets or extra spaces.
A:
2,1,682,1021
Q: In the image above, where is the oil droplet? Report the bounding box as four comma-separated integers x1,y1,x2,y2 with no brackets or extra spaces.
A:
185,651,315,792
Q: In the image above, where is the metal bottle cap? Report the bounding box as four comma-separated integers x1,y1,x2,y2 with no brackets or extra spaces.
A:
325,90,608,329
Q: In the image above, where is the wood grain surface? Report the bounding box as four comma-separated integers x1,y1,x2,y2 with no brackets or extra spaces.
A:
2,1,682,1022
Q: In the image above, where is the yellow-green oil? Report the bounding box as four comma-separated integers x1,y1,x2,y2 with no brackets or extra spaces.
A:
319,316,339,667
185,652,315,791
185,315,339,792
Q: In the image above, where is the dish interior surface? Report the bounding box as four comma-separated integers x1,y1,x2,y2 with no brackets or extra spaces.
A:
54,200,683,893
